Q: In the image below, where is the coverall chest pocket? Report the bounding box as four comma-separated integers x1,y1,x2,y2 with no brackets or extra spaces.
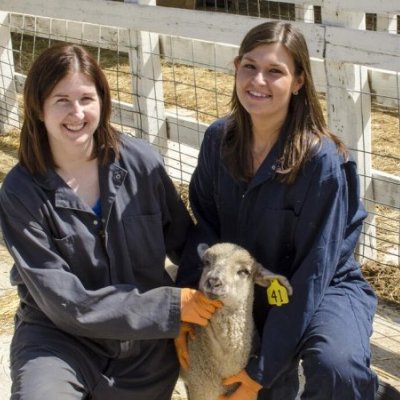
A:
122,213,166,273
53,234,79,268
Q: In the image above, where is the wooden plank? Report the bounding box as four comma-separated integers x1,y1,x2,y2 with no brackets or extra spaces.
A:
371,170,400,209
0,0,325,57
111,99,140,129
162,139,199,183
5,0,399,22
245,0,400,14
166,111,207,148
0,0,263,42
307,0,400,14
8,13,131,51
325,26,400,72
2,0,399,72
159,35,237,73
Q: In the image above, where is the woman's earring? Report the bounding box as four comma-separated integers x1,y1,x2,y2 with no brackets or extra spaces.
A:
292,90,299,96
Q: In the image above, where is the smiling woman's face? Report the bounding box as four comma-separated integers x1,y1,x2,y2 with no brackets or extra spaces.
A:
234,42,303,126
42,71,101,157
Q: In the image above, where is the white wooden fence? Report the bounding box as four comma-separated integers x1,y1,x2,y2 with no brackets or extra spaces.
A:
0,0,399,267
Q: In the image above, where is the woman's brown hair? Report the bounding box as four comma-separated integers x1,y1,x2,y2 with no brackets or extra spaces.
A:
19,44,120,175
223,21,346,183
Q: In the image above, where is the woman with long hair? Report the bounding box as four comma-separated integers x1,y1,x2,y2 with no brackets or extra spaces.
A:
176,21,378,400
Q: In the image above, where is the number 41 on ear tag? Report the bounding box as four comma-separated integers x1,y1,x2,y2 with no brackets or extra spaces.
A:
267,279,289,306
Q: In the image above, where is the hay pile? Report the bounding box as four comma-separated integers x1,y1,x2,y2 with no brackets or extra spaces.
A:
0,290,18,335
363,262,400,309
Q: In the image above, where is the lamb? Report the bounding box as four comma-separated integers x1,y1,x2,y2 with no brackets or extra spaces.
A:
181,242,293,400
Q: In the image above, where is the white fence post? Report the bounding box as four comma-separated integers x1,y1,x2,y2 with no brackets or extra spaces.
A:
322,9,376,261
0,11,19,134
126,0,167,150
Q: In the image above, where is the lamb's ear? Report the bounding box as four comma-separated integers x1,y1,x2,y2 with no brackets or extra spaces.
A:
254,263,293,295
197,243,209,260
253,263,276,287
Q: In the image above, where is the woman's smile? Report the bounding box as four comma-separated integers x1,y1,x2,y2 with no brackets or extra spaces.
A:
235,42,303,125
42,71,101,157
64,122,86,132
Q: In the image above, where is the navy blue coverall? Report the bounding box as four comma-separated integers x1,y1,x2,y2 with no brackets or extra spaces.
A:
176,118,378,399
0,134,193,400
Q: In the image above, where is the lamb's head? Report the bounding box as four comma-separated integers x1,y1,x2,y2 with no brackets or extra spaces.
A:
197,243,292,310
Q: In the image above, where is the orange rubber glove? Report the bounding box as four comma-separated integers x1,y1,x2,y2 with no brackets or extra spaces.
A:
174,322,196,370
218,370,262,400
180,288,223,326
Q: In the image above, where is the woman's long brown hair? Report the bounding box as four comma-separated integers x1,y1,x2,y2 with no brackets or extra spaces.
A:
223,21,347,183
19,44,120,175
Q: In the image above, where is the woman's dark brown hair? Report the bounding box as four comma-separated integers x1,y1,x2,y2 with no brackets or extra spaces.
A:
223,21,346,183
19,44,120,175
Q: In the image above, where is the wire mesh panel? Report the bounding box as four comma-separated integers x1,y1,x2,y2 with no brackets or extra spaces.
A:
365,88,400,303
0,5,399,306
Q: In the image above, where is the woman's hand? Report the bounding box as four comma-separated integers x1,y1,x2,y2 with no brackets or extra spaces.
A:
174,322,195,370
180,288,223,326
218,370,262,400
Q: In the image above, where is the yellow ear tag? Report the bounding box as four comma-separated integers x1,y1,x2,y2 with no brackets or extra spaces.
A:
267,279,289,306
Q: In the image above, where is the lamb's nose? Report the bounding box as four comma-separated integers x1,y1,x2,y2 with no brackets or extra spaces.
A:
206,277,222,289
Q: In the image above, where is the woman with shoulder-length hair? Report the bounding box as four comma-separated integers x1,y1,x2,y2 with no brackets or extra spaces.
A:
176,21,379,400
0,43,222,399
19,44,119,175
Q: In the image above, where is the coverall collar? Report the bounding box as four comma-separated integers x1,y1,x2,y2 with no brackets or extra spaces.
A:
32,159,127,216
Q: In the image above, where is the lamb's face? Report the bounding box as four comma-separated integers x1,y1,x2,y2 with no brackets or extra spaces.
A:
198,243,256,309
